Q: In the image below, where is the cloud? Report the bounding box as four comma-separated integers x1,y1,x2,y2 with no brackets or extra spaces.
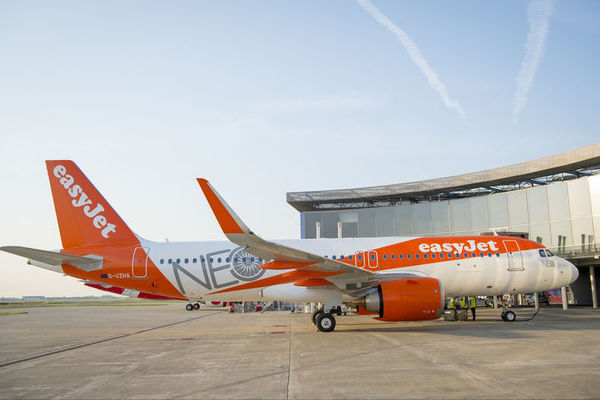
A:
512,0,554,123
356,0,465,121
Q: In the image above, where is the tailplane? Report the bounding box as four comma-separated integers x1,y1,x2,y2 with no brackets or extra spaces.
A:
45,160,138,249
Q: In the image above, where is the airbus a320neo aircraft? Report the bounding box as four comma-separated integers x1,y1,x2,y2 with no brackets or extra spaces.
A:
1,161,579,332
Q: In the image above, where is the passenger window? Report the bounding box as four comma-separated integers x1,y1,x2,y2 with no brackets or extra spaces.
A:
447,253,452,258
415,254,420,259
217,258,221,263
488,252,492,257
391,254,395,260
370,254,375,260
176,258,181,264
200,256,205,262
184,258,189,264
168,258,172,264
210,257,214,263
160,259,164,264
463,253,468,258
333,256,337,260
226,257,230,262
455,253,460,258
193,258,197,263
423,254,428,259
472,253,476,257
340,255,345,261
440,254,444,259
358,255,362,260
479,253,484,257
431,254,436,259
496,252,500,257
399,254,404,259
382,255,387,260
407,254,412,259
545,249,554,257
349,255,353,260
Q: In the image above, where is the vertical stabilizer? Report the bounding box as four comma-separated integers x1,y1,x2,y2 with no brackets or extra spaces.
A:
45,160,138,249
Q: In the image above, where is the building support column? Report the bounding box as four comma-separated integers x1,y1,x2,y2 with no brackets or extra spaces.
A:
561,287,568,310
337,222,342,239
533,292,539,309
590,266,598,309
493,295,499,309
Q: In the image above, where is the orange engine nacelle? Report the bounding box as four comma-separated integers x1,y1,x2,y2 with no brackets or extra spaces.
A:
364,278,444,321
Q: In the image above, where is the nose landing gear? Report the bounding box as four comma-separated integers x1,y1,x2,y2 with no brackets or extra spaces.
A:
501,310,516,322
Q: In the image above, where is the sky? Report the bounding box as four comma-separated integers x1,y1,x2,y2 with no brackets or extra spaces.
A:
0,0,599,297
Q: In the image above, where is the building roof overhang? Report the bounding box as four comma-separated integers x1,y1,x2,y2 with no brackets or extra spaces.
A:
287,143,600,212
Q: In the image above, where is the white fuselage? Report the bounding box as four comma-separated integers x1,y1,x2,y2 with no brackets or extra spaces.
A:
138,236,577,302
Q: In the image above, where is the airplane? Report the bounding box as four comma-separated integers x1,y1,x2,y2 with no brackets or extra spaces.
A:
1,160,579,332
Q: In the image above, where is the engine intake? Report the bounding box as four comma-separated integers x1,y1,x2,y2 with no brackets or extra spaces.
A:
364,278,444,321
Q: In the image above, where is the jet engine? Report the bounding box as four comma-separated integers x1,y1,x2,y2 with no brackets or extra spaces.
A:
363,277,444,321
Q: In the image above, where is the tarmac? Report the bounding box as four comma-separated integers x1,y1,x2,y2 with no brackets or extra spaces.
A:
0,303,599,399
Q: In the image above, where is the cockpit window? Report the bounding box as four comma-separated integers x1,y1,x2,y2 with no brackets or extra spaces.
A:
538,249,546,258
545,249,554,257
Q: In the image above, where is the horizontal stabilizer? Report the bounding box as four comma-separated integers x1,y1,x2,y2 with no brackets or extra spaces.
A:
1,246,103,272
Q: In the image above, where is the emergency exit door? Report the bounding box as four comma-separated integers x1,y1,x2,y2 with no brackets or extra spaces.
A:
503,240,524,271
132,247,150,278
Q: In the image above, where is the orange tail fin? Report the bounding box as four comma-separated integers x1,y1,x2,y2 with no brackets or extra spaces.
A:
45,161,138,249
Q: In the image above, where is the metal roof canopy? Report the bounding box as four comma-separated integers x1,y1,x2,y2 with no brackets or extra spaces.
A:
287,143,600,212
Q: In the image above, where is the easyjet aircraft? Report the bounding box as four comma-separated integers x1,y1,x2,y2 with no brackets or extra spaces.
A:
1,161,579,332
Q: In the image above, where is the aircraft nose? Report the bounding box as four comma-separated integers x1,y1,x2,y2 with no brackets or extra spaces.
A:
569,263,579,284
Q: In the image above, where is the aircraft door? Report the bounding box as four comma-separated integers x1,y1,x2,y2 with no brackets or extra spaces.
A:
503,240,524,271
355,251,365,268
367,250,378,269
132,247,150,278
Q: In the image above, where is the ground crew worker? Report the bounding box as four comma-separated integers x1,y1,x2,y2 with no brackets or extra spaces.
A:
459,297,467,310
469,296,477,320
448,298,457,320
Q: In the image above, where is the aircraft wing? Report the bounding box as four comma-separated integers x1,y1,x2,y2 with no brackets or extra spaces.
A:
0,246,103,272
197,179,381,290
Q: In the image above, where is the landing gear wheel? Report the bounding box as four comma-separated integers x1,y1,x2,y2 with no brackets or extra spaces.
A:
193,303,200,310
311,309,324,325
186,304,194,311
503,310,516,322
315,313,336,332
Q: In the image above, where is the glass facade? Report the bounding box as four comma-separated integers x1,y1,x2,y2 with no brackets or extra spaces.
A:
301,175,600,256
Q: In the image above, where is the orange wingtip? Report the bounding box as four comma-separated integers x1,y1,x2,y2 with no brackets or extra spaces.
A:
196,178,244,234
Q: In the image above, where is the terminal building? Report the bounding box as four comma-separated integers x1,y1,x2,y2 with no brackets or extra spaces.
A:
287,143,600,307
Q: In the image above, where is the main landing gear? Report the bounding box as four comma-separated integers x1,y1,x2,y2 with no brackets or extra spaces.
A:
186,302,200,311
312,307,341,332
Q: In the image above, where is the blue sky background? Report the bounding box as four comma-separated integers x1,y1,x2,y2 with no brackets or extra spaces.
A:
1,0,598,296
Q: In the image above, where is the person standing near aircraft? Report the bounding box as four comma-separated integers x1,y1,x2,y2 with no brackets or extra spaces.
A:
469,296,477,320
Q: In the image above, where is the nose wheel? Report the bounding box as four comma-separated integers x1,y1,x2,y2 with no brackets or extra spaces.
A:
501,310,516,322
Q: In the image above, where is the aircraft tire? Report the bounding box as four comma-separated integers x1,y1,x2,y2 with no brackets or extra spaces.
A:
316,313,336,332
186,304,194,311
311,309,323,325
193,303,200,310
504,310,516,322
